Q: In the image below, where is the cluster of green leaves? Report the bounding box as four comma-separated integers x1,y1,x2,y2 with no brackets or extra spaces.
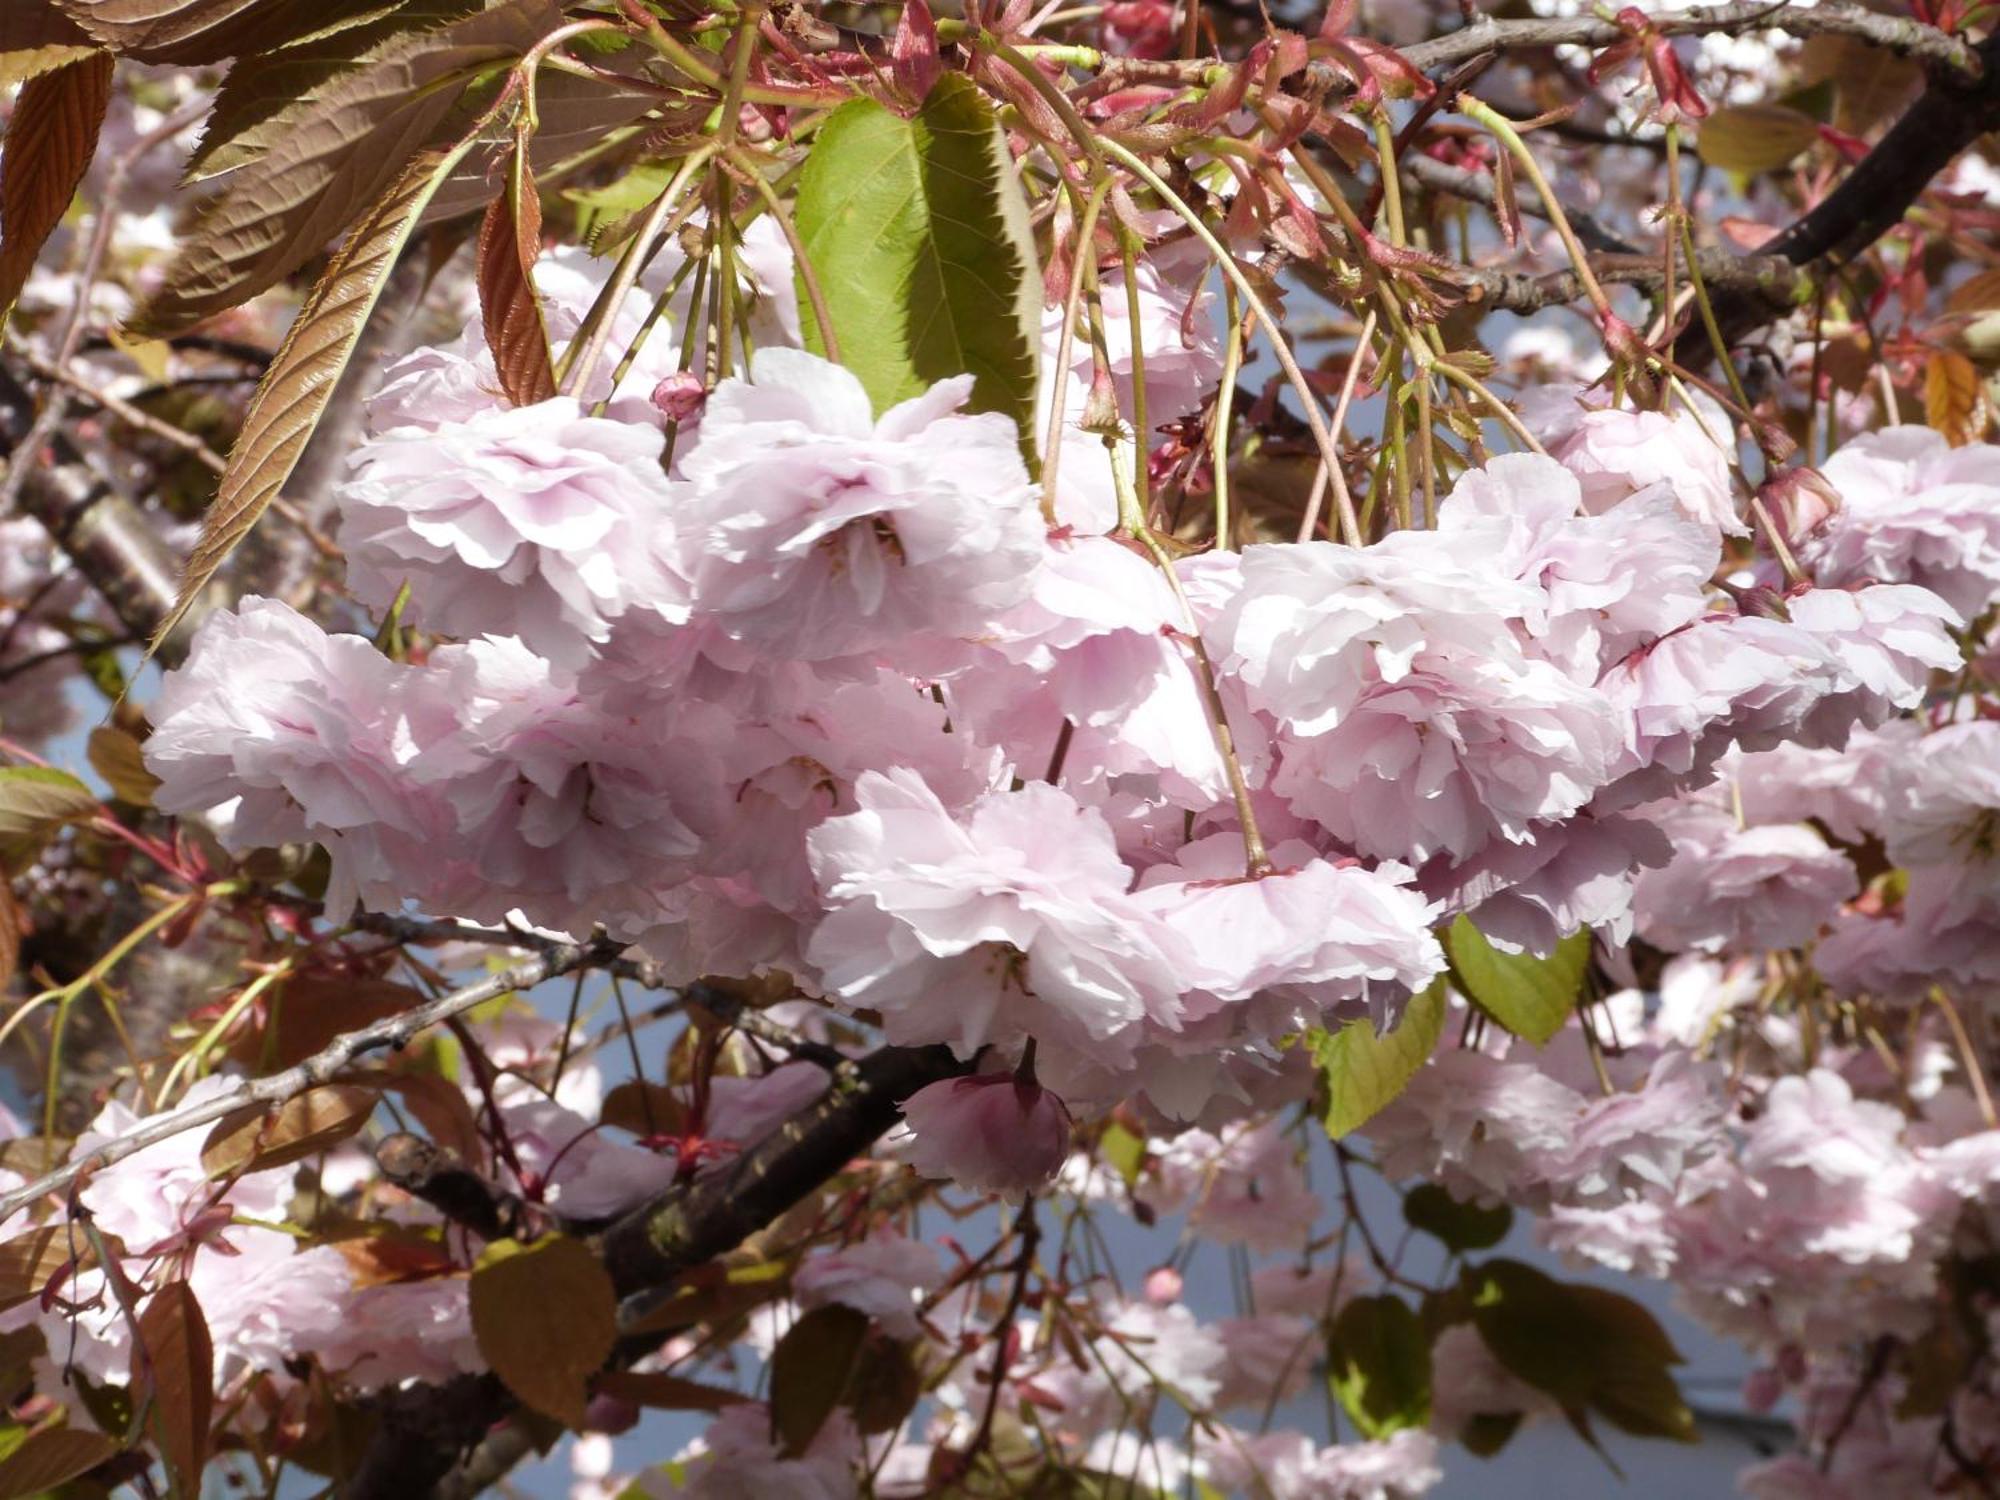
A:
1327,1256,1696,1464
1305,918,1593,1140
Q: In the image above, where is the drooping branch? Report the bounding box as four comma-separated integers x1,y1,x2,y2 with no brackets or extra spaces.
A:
1396,1,1985,80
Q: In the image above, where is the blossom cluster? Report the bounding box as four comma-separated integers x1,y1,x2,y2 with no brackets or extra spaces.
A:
0,137,1979,1497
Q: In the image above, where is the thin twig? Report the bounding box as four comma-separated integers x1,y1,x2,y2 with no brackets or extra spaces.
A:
0,937,623,1222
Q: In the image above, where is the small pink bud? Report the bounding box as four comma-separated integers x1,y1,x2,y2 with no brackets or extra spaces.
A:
584,1393,640,1435
900,1073,1074,1200
1143,1266,1183,1304
1760,466,1841,547
650,372,707,424
1079,366,1122,437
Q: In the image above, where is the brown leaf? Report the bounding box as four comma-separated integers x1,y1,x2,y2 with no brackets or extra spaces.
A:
243,975,428,1071
1491,148,1520,250
1925,350,1982,447
0,1,94,53
374,1069,483,1163
86,724,160,807
0,45,97,88
1695,104,1818,176
52,0,394,64
130,1280,214,1494
0,1425,117,1498
147,134,478,651
476,151,556,405
331,1227,458,1287
127,0,562,337
593,1369,747,1412
769,1304,869,1457
469,1235,618,1429
1800,33,1921,138
186,0,485,183
0,1223,94,1314
598,1079,685,1139
0,49,113,316
201,1083,379,1179
1946,268,2000,316
0,881,20,992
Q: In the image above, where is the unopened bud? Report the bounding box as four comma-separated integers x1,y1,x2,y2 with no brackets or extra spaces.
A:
1759,466,1840,548
651,372,708,424
1080,366,1122,437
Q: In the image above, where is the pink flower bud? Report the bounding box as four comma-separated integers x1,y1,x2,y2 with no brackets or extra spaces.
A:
650,372,708,424
1143,1266,1183,1304
899,1073,1074,1200
1079,365,1122,437
1761,466,1841,547
584,1393,640,1435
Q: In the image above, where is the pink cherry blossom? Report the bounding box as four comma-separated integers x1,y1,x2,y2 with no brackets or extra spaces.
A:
339,398,687,669
667,348,1044,664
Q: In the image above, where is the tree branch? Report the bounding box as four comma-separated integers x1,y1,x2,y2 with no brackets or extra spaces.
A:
1396,1,1984,79
0,936,622,1223
347,1039,967,1500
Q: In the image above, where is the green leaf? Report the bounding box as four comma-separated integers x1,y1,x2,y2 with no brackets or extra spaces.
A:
1694,103,1819,176
1403,1183,1511,1253
1443,918,1589,1046
1465,1258,1696,1445
792,73,1041,455
0,766,96,871
768,1304,868,1458
1098,1121,1145,1186
1306,980,1445,1138
1326,1295,1431,1438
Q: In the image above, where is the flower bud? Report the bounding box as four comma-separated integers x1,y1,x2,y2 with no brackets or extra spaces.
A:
1760,465,1841,549
899,1073,1074,1200
650,372,708,424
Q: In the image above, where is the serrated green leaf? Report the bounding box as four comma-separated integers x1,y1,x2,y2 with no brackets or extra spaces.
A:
792,73,1041,455
1326,1295,1431,1437
1307,981,1445,1138
1403,1183,1511,1253
1443,919,1589,1046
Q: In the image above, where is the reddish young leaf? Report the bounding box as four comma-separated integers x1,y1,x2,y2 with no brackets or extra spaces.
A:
0,1223,95,1314
0,881,20,993
200,1083,379,1179
1925,350,1982,447
130,1280,215,1496
475,151,557,406
469,1235,618,1429
0,1426,118,1497
0,49,114,316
